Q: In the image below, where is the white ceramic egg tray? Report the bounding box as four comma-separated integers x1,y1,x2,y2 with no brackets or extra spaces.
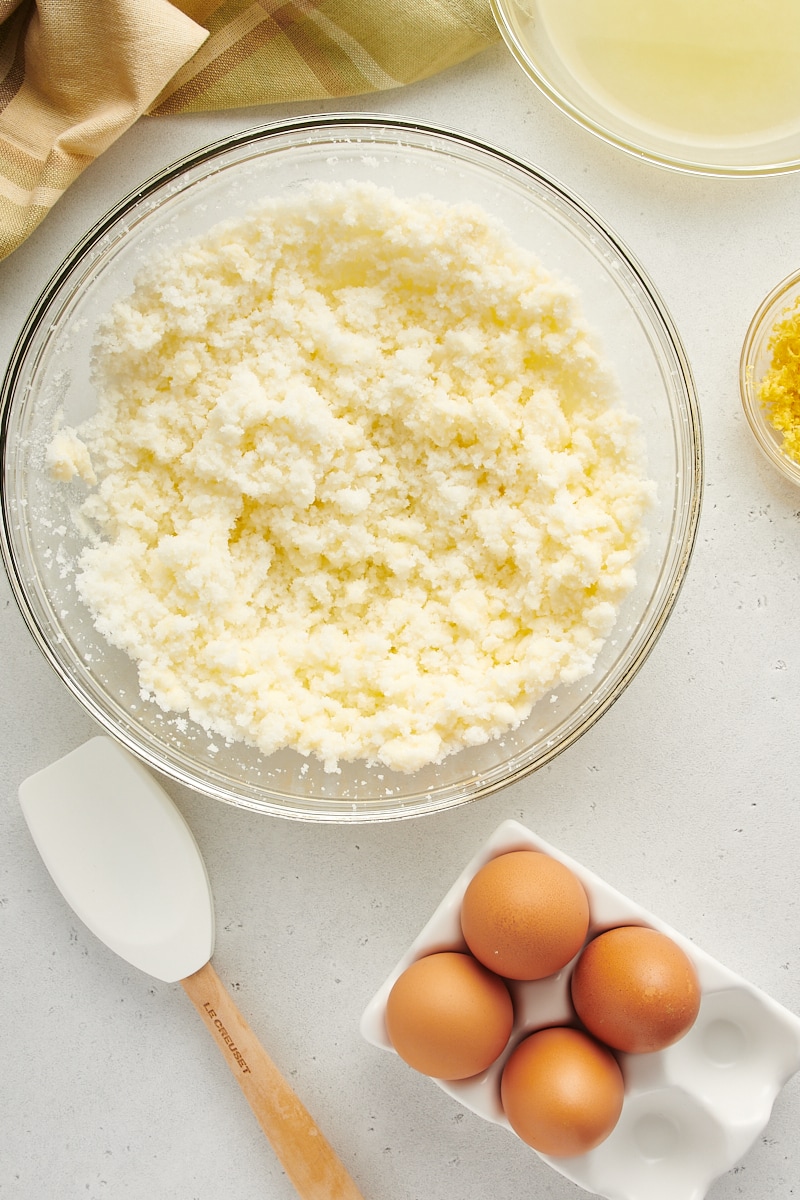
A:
360,819,800,1200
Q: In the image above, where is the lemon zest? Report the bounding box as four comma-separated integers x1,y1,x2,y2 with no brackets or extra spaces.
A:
758,296,800,464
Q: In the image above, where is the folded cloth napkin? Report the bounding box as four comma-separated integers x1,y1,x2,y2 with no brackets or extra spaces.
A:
0,0,498,260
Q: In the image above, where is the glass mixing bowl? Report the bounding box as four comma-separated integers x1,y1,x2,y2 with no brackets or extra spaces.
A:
492,0,800,177
0,115,702,821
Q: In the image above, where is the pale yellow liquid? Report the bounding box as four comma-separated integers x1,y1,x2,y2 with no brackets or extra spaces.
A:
538,0,800,145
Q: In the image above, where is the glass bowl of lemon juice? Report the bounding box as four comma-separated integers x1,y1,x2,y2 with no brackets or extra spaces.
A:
492,0,800,175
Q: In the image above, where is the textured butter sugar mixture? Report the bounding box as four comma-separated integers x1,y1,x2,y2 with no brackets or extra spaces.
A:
53,181,654,774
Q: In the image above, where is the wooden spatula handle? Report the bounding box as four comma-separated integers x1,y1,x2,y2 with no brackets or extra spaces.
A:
181,960,365,1200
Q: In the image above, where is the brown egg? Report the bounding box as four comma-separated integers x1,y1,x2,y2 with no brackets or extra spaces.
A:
461,850,590,980
500,1027,624,1157
571,925,702,1054
385,951,514,1080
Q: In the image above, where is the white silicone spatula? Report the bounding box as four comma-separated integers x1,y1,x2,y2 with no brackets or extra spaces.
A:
19,736,365,1200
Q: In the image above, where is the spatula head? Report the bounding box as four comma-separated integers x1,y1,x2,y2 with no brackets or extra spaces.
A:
19,737,215,982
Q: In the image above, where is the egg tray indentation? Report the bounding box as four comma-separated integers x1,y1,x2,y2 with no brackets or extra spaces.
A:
360,819,800,1200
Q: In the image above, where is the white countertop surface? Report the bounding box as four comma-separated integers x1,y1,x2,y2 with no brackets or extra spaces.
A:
2,42,799,1200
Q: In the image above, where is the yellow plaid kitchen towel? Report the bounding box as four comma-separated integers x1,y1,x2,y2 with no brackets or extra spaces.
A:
0,0,498,261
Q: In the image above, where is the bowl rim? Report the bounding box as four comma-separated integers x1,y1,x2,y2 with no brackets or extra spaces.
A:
739,269,800,487
0,112,704,820
490,0,800,179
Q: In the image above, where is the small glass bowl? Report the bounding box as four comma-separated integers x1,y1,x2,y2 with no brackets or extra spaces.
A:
740,271,800,488
0,114,702,821
492,0,800,177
